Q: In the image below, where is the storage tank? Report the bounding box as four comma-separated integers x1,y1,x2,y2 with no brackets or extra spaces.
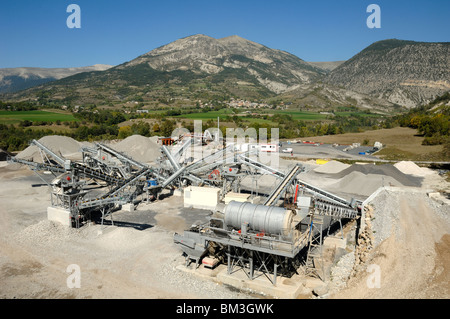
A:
223,201,294,236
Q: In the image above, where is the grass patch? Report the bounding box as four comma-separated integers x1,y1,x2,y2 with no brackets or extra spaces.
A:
334,111,381,118
267,110,327,121
175,109,236,120
176,109,327,122
0,110,79,124
304,126,446,161
375,147,445,162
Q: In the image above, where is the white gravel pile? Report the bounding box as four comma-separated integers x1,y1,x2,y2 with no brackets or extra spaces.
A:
12,220,77,249
366,188,450,247
394,161,435,177
314,160,350,174
330,251,355,289
16,135,83,162
110,135,161,164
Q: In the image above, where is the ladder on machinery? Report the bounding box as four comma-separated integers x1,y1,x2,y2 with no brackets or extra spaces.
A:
305,214,325,279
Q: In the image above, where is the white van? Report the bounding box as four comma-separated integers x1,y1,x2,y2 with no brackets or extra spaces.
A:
282,147,293,153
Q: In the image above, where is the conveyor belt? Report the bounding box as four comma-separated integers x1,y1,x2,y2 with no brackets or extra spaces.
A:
95,143,147,169
72,162,124,184
237,154,285,178
7,156,65,173
263,164,302,206
31,139,66,166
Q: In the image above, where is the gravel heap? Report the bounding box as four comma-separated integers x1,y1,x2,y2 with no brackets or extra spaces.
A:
314,160,350,174
367,189,401,246
368,188,450,247
331,171,404,197
16,135,83,162
394,161,435,177
330,251,355,290
11,220,78,250
109,135,161,164
333,164,423,187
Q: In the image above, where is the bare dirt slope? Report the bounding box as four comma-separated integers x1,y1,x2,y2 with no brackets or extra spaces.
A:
332,189,450,299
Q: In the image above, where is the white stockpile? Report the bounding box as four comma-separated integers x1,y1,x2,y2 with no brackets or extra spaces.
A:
394,161,435,177
313,160,350,174
109,134,161,164
16,135,83,162
16,134,163,165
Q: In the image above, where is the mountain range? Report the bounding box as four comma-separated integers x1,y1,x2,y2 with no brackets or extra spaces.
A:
0,64,112,94
326,39,450,108
1,35,448,110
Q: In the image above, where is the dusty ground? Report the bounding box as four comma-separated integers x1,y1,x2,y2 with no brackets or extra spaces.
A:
0,164,250,299
0,155,449,300
331,192,450,299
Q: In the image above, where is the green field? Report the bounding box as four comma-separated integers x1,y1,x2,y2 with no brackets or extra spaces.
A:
0,110,79,124
175,109,235,120
271,110,328,121
175,109,328,122
334,111,381,118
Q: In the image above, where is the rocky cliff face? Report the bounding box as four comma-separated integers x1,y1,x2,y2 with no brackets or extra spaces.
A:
326,39,450,108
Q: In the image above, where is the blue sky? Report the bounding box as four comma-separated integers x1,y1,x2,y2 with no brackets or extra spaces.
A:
0,0,448,68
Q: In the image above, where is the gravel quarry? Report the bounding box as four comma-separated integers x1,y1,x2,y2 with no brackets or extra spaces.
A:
1,135,449,299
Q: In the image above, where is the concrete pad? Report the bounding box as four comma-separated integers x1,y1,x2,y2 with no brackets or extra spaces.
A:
173,189,183,197
224,192,250,204
216,267,308,299
184,186,221,210
304,277,324,289
176,263,311,298
47,206,71,226
122,203,134,212
323,237,347,249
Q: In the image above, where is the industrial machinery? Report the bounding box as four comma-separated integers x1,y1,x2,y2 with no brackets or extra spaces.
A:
8,137,272,227
9,135,361,283
174,161,361,284
8,139,159,227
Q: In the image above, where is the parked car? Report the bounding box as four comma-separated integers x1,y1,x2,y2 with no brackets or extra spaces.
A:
282,148,293,153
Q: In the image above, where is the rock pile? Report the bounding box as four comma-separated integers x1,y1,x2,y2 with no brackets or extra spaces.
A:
109,135,161,164
351,205,375,276
314,160,350,174
16,135,83,162
394,161,434,177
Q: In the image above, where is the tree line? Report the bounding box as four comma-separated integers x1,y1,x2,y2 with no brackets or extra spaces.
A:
394,92,450,146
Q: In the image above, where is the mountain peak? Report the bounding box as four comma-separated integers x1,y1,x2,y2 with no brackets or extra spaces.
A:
82,33,324,96
182,34,215,40
218,35,262,47
219,35,247,42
